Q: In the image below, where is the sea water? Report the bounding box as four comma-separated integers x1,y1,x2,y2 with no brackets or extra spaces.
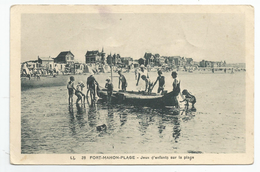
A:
21,71,245,154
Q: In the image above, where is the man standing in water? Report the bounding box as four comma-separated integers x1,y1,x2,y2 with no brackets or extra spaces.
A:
86,74,99,102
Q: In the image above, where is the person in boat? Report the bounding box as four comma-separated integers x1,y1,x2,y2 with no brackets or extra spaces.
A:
86,74,99,101
141,75,153,94
105,78,113,103
75,81,85,105
180,89,196,110
118,70,127,92
152,70,165,94
67,76,76,105
171,71,180,108
136,64,149,91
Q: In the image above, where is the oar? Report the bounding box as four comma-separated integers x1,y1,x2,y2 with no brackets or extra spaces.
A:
150,84,155,93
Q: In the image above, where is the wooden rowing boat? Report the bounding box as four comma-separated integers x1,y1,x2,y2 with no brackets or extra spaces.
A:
97,88,178,108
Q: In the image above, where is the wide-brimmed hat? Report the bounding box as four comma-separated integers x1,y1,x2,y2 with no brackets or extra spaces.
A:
140,64,145,68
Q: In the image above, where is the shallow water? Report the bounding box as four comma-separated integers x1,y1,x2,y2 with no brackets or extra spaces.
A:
21,71,245,154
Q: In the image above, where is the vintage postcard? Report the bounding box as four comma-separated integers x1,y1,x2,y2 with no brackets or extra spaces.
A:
10,5,254,164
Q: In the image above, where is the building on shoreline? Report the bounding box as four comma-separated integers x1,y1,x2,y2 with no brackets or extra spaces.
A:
186,58,194,66
54,51,74,64
53,51,75,72
85,48,106,64
138,58,145,66
199,60,226,68
38,56,54,70
142,52,196,68
144,52,155,66
21,47,235,76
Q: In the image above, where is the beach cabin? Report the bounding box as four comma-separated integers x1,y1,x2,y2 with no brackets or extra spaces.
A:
23,60,39,69
54,51,74,64
55,63,66,72
21,60,39,75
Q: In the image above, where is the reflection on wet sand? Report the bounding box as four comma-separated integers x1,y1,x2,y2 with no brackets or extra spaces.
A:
69,106,76,136
172,117,181,143
87,102,189,142
69,104,87,135
76,104,86,128
119,113,127,126
87,104,98,128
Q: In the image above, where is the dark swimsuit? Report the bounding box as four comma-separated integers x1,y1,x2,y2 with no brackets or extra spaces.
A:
157,76,165,93
105,83,113,96
87,76,96,88
67,81,74,95
120,75,127,90
185,94,196,104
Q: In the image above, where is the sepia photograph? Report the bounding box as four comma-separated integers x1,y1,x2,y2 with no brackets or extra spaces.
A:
10,5,254,164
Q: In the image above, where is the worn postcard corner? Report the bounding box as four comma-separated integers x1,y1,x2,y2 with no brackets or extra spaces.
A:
10,5,254,165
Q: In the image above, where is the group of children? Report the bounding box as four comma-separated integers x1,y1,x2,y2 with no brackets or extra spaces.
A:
67,66,197,110
136,65,196,110
67,76,86,106
136,65,166,94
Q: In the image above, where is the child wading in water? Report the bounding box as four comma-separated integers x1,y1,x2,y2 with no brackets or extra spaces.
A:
141,75,153,94
152,70,165,94
75,81,85,105
67,76,76,105
118,70,127,91
180,89,196,111
105,78,113,103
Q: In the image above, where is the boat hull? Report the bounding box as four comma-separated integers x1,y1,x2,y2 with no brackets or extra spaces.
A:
97,89,177,107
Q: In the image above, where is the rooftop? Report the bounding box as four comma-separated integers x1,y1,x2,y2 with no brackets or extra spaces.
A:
38,57,54,61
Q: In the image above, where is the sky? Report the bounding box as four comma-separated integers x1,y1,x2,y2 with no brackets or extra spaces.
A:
21,13,245,63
